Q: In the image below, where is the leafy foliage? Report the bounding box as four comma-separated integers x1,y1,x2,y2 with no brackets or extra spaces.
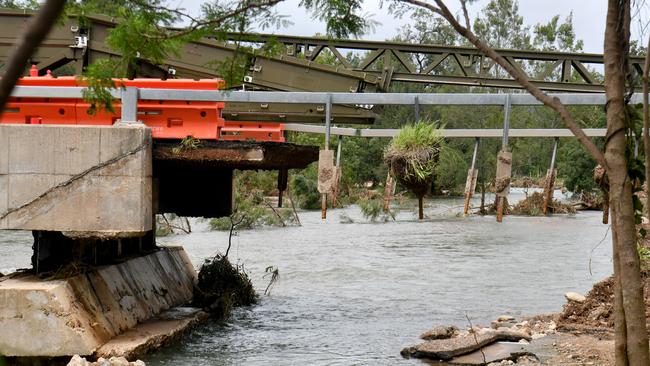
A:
290,173,321,210
358,195,396,222
209,171,297,230
384,121,444,197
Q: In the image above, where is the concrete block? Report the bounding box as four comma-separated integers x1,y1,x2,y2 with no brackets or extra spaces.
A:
54,127,101,175
0,124,152,235
7,173,54,210
99,126,152,177
8,175,152,234
0,247,197,357
7,125,55,174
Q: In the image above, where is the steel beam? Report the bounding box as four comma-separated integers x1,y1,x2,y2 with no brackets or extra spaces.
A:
226,32,645,93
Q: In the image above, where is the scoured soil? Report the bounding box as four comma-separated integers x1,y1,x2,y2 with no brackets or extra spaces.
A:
558,270,650,333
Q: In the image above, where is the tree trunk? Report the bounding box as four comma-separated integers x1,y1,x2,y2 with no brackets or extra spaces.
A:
611,210,629,366
642,33,650,218
418,196,424,219
604,1,650,364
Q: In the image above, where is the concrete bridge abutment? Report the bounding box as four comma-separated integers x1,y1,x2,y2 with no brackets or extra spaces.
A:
0,123,200,358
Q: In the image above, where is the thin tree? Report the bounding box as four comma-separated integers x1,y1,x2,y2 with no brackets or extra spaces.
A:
390,1,648,364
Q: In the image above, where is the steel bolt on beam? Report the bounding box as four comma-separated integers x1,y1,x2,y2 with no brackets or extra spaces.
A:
542,138,559,216
463,138,480,215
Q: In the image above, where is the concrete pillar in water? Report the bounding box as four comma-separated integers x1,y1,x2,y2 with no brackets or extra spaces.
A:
463,138,480,215
542,138,559,216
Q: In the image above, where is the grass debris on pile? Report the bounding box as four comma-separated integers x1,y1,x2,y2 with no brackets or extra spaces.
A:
511,192,576,216
384,121,444,219
192,254,257,319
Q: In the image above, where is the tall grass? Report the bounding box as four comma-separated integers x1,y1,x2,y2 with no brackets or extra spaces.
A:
385,121,445,183
391,121,445,152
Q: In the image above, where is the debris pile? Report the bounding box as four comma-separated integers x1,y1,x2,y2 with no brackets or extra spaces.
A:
510,192,576,216
559,270,650,331
192,254,257,319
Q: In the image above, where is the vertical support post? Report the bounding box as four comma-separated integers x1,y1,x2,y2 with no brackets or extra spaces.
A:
320,94,333,219
335,135,342,166
414,95,420,121
501,94,511,149
496,94,512,223
542,138,559,215
277,169,288,208
325,93,332,148
383,171,394,211
463,138,480,215
332,136,343,208
120,87,139,123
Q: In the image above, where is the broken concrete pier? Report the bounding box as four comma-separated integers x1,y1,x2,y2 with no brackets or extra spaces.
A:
0,123,319,358
0,247,196,357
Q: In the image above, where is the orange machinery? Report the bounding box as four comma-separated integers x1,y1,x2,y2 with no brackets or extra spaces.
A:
0,68,285,142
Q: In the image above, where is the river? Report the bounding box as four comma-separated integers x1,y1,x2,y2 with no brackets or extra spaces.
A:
0,191,613,365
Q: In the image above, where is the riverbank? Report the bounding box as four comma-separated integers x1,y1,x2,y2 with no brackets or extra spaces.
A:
401,265,650,365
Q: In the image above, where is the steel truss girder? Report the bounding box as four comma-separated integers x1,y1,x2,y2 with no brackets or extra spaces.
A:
227,33,645,93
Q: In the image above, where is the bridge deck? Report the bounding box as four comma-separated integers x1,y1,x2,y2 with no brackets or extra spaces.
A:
153,140,318,170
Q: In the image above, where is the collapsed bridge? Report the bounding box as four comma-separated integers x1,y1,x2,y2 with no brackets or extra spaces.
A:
0,8,628,360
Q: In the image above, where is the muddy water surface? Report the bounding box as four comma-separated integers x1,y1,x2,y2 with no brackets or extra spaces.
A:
0,192,613,365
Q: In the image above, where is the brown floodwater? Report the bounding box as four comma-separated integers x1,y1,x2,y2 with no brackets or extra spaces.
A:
0,190,613,365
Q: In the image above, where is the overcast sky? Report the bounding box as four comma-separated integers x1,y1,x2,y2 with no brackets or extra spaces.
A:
180,0,648,54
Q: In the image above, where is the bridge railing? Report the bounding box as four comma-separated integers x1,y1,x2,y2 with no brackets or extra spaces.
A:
10,86,622,141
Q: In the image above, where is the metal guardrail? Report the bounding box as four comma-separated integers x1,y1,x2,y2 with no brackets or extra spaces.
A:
283,125,607,138
9,86,615,140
